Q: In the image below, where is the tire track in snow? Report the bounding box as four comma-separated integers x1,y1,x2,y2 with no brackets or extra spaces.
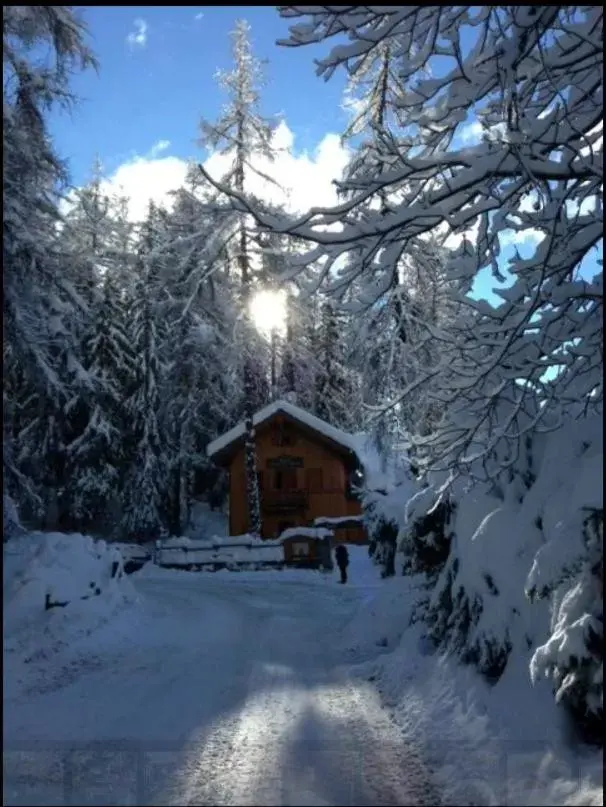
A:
171,608,438,806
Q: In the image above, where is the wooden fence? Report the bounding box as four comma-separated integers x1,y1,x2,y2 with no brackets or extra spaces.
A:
154,537,285,572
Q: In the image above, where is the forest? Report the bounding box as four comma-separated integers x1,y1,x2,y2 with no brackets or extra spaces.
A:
4,6,603,747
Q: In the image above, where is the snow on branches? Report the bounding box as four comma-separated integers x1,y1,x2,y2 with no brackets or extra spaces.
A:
199,6,603,482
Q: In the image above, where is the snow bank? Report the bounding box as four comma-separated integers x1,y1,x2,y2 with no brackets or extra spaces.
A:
426,485,548,678
344,576,603,806
525,417,603,600
3,532,138,669
360,416,603,792
340,571,425,662
395,414,604,708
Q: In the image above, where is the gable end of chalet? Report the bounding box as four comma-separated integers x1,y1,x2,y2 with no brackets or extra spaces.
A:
206,400,362,469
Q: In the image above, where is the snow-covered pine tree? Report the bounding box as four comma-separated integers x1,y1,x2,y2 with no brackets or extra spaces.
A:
155,183,241,533
338,31,461,454
276,289,317,410
198,19,279,537
314,299,362,431
68,255,135,535
3,6,96,525
121,202,169,541
61,157,113,311
55,164,134,532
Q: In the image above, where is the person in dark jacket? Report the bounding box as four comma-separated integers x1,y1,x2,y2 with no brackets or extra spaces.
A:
335,544,349,584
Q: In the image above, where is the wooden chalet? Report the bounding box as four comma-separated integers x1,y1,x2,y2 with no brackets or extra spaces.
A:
206,400,367,543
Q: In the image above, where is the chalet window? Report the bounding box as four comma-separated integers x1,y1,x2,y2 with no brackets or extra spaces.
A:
274,469,298,490
306,468,324,493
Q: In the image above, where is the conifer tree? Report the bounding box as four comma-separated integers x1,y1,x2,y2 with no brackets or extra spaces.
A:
198,19,277,536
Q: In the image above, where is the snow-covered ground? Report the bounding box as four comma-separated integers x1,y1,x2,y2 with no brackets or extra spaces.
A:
4,543,602,806
341,568,603,807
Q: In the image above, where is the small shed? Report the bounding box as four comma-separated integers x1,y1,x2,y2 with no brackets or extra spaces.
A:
279,527,334,570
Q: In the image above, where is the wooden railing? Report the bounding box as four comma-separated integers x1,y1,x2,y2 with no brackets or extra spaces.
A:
261,489,308,511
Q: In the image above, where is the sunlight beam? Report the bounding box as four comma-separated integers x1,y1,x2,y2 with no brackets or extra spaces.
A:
250,289,287,339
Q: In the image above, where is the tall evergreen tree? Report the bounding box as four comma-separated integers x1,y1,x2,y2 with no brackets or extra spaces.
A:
121,203,168,541
314,299,362,430
3,6,96,524
68,261,134,535
198,19,277,536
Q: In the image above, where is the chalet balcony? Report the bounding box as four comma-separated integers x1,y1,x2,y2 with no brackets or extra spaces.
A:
261,489,308,512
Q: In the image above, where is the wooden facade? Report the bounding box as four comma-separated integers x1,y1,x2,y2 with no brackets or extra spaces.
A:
209,408,367,542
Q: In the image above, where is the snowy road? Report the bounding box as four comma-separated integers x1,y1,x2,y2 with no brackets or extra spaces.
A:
4,565,436,806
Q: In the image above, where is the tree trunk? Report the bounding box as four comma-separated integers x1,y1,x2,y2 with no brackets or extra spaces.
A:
243,358,261,536
233,90,263,535
270,328,277,400
178,420,189,534
238,223,262,537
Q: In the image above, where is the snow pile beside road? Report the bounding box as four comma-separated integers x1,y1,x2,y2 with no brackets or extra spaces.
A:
345,577,604,806
339,572,424,662
3,532,138,671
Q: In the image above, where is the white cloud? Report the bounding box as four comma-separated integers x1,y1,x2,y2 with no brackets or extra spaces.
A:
519,191,540,213
459,120,484,145
126,19,148,49
148,139,171,158
101,155,188,222
459,119,509,146
443,217,481,250
499,228,545,249
194,12,204,21
202,121,350,214
99,122,350,222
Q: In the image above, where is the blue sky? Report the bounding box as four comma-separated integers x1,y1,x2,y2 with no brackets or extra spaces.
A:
51,6,349,184
50,6,600,305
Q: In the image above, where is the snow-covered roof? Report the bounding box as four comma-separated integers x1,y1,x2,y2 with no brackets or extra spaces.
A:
206,400,361,462
277,526,333,542
313,515,364,527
